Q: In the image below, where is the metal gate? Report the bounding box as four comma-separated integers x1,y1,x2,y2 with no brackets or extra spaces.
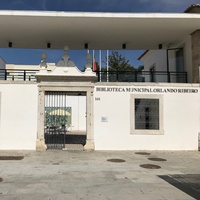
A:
44,91,70,149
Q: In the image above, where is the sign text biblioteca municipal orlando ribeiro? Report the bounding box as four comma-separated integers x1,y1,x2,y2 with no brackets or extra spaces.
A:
96,87,198,93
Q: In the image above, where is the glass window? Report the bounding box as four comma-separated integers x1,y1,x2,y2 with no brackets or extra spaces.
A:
135,99,159,130
130,94,163,135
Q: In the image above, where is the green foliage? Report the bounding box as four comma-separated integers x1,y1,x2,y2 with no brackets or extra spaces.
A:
108,51,135,71
98,51,144,72
100,51,142,71
45,107,71,127
137,65,144,71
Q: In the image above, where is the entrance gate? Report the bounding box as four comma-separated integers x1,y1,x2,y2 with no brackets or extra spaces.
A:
44,91,87,150
44,91,70,149
36,47,96,151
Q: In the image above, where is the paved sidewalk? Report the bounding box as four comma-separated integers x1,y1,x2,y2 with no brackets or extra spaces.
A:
0,150,200,200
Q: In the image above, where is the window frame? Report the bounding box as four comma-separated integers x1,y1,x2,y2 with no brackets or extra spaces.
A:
130,94,164,135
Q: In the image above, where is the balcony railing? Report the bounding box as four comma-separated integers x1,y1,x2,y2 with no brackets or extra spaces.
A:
0,69,187,83
96,70,187,83
0,69,38,81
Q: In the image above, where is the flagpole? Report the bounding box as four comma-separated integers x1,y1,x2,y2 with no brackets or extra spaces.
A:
93,50,95,69
107,50,109,82
99,50,102,82
86,49,89,71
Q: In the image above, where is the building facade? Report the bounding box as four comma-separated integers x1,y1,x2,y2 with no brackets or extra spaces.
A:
0,5,200,151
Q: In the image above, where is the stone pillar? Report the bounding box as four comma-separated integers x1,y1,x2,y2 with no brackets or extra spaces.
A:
84,88,95,151
199,132,200,151
191,30,200,83
36,88,47,151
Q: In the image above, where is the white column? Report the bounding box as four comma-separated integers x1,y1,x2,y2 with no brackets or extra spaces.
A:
84,89,95,150
36,87,47,151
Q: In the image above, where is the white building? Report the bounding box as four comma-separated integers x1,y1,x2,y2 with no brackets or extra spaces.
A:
0,5,200,151
138,4,200,84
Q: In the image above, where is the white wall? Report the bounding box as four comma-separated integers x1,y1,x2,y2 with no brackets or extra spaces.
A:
176,36,193,82
0,83,38,150
0,82,199,151
6,63,55,71
141,50,167,72
167,36,192,82
94,83,200,150
67,96,86,131
140,36,193,83
140,50,168,82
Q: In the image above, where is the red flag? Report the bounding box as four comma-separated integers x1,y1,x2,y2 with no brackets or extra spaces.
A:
93,58,97,71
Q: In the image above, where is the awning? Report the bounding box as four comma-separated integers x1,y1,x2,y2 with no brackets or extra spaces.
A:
0,11,200,50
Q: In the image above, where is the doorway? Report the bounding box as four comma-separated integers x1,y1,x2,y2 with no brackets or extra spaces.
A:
44,91,86,150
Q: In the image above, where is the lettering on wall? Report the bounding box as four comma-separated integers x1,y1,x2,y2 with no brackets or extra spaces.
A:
96,87,198,94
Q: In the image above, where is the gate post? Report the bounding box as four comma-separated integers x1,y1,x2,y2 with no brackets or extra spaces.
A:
199,132,200,151
84,89,95,151
36,88,47,151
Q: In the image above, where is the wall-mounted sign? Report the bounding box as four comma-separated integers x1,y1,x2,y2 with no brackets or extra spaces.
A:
96,87,198,94
101,117,108,122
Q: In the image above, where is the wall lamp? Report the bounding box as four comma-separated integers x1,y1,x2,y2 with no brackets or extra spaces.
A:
47,43,51,48
84,43,88,49
8,42,12,48
122,43,126,49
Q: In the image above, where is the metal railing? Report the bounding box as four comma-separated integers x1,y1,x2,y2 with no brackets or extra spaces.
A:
96,70,187,83
0,69,38,81
0,69,187,83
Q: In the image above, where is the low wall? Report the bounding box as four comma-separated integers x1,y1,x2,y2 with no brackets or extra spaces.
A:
0,82,38,150
0,81,199,151
94,83,200,150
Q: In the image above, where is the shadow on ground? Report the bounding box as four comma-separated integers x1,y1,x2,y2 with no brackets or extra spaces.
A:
159,174,200,200
45,134,86,149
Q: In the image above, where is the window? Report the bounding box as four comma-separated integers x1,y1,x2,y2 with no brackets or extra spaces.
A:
176,48,184,83
176,48,184,72
130,94,164,135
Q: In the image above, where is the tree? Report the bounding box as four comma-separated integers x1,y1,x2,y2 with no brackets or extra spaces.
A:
137,65,144,71
101,51,135,71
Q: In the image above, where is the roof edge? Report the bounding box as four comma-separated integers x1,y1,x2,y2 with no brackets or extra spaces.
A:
0,10,200,19
137,50,149,61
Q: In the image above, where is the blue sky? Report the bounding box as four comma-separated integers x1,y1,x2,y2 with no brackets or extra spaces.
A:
0,0,198,13
0,0,199,69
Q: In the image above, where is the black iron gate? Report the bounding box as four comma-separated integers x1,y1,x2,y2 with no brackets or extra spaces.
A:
44,91,70,149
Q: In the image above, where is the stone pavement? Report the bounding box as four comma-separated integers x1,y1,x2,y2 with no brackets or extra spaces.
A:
0,150,200,200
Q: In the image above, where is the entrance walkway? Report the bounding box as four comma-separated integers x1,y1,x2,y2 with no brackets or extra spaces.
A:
0,151,200,200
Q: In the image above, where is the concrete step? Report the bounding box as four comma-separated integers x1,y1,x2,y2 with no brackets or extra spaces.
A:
63,144,84,151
